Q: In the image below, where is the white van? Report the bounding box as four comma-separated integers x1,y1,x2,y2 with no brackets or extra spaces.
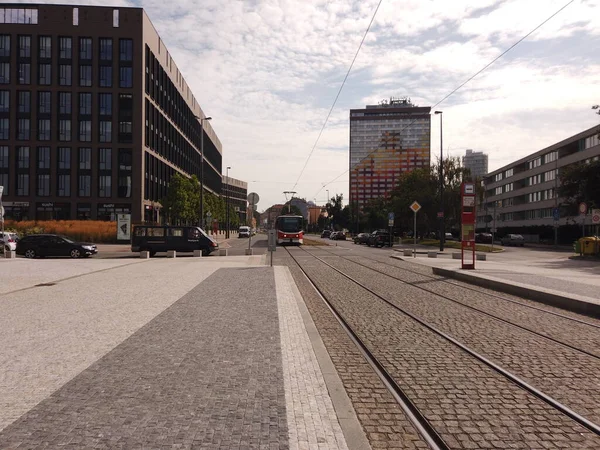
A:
238,226,251,238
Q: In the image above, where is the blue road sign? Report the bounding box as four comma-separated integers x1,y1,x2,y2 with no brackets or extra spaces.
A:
388,212,395,221
552,207,560,221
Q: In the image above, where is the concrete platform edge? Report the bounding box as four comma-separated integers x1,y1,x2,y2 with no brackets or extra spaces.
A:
282,267,372,450
431,266,600,319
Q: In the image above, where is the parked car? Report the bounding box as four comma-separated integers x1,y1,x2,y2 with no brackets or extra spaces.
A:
353,233,370,245
16,234,98,259
321,230,332,239
444,233,457,241
239,226,251,238
332,231,346,240
367,230,392,248
475,233,493,244
328,231,338,240
0,232,19,253
501,234,525,247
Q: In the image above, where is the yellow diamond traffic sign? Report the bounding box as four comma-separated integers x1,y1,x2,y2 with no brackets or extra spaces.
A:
410,201,421,213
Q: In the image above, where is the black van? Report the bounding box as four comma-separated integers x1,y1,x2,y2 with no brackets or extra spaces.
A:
131,225,219,256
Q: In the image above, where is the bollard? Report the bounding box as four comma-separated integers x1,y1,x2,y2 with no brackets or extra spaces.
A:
167,250,176,258
476,253,487,261
193,250,203,257
245,248,253,255
427,251,437,258
452,252,461,260
140,251,150,259
218,249,228,256
403,249,412,257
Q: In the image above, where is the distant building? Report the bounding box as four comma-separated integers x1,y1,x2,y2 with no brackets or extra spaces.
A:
222,176,247,225
462,149,488,180
260,204,284,228
349,97,431,210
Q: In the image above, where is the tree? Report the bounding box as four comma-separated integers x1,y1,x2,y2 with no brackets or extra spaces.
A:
326,194,345,230
558,160,600,215
161,173,200,224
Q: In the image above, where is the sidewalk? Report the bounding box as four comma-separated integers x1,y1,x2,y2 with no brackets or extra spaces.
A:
392,248,600,317
0,256,365,449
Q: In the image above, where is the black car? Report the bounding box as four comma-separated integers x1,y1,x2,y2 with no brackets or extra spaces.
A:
367,230,393,247
321,230,332,238
353,233,370,244
475,233,493,244
16,234,98,259
131,225,218,256
332,231,346,240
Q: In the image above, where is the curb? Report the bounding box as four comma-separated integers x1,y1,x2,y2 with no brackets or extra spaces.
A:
431,266,600,319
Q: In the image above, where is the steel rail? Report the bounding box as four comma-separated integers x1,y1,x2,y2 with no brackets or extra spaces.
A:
293,246,600,437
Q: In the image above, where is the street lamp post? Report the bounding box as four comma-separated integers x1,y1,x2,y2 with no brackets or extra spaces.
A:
195,116,212,229
434,111,444,251
226,166,231,238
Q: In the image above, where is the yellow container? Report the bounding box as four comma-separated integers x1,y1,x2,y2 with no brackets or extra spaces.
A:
579,237,600,255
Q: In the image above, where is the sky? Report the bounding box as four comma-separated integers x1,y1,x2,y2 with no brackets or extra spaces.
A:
15,0,600,212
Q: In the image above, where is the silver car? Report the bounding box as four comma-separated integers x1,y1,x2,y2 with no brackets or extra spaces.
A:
0,232,19,252
501,234,525,247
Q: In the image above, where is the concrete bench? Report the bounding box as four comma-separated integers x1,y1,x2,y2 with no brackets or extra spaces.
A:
167,250,176,258
3,251,16,259
427,251,437,258
476,253,487,261
452,252,461,259
218,249,228,256
140,251,150,259
193,250,203,257
403,249,412,257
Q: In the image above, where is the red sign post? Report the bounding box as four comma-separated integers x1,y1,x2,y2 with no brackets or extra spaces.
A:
461,182,476,270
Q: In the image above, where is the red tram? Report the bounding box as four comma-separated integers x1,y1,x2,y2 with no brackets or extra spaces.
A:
275,215,304,245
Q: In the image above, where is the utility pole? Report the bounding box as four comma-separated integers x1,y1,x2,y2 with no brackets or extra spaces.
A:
283,191,297,214
434,111,444,251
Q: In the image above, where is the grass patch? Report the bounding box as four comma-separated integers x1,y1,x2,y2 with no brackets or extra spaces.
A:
3,220,118,243
415,239,503,253
303,238,329,246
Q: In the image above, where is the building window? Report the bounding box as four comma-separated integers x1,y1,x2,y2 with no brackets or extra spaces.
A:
37,174,50,196
0,146,7,167
17,173,29,196
39,36,51,59
79,37,92,60
37,146,50,169
38,91,51,114
58,147,71,169
17,118,30,140
0,8,38,24
99,93,112,116
99,175,112,197
18,63,30,84
17,146,29,168
58,174,70,197
544,151,558,164
505,168,513,178
38,63,51,85
79,120,91,142
0,62,9,84
78,175,91,197
119,39,133,61
118,148,132,198
119,67,132,88
38,119,51,140
100,38,112,61
0,35,9,57
0,118,10,139
99,121,112,142
99,66,112,87
119,121,132,144
0,90,8,112
79,93,92,115
99,148,112,170
79,65,92,86
495,186,502,195
59,37,72,59
79,147,91,170
58,92,71,115
0,172,7,195
59,119,71,141
59,64,71,86
18,35,31,58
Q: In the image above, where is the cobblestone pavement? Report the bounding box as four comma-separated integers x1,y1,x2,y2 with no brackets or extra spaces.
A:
287,248,600,449
276,251,430,449
0,259,353,449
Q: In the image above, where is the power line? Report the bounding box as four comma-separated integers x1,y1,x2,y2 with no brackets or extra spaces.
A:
291,0,384,191
312,0,576,200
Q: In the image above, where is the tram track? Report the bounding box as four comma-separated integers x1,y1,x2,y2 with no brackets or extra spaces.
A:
283,245,600,448
306,246,600,360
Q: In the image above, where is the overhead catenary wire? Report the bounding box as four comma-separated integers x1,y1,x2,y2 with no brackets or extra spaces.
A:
312,0,576,200
291,0,384,192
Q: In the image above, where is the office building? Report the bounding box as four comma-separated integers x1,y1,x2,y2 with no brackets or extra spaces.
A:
0,4,222,223
349,97,431,210
222,175,247,225
462,149,488,180
480,126,600,236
